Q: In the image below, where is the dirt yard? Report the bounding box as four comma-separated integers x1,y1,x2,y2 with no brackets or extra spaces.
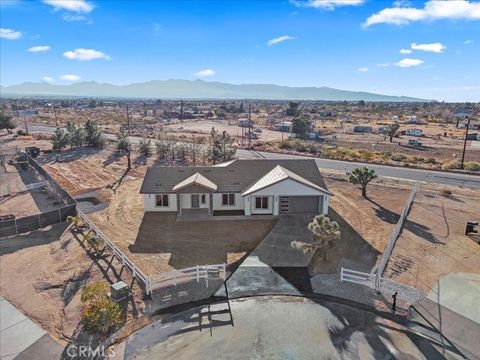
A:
88,179,277,275
384,190,480,294
0,223,144,344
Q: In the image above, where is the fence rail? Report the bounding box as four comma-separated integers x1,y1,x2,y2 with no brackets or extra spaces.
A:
340,267,376,288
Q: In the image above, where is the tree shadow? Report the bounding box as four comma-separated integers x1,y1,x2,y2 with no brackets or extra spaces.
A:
102,151,123,167
36,146,101,165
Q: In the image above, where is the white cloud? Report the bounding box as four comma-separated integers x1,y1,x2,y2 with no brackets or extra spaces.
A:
267,35,295,46
377,62,390,67
411,42,446,53
364,0,480,27
194,68,215,77
394,58,424,67
43,0,94,13
0,28,22,40
63,48,111,61
27,45,51,53
42,76,54,82
60,74,81,81
357,67,369,72
290,0,365,10
62,13,92,23
464,39,474,44
400,48,412,54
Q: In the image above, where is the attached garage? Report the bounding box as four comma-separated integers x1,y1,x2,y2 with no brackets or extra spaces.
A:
280,196,321,213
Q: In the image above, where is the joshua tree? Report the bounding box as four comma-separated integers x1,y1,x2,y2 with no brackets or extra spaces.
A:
291,214,341,263
384,123,400,143
347,166,377,197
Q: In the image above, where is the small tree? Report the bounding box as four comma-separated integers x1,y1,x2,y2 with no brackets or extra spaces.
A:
286,101,301,117
384,123,400,143
67,215,84,229
84,120,105,148
292,114,312,139
209,127,222,164
0,112,15,132
83,231,105,253
81,281,122,335
219,130,236,161
66,122,84,148
291,214,341,263
138,138,152,157
115,127,131,153
347,166,377,197
51,128,69,151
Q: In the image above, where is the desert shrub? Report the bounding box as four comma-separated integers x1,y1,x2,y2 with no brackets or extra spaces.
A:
390,153,407,162
441,189,452,196
81,281,122,335
441,159,461,170
405,156,418,163
464,161,480,172
424,157,436,164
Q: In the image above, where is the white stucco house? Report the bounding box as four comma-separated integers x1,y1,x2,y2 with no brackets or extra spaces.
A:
140,159,331,218
404,128,423,137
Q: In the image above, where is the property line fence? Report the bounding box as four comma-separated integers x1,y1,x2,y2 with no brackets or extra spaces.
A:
147,264,227,294
375,181,419,279
0,204,77,237
340,267,376,288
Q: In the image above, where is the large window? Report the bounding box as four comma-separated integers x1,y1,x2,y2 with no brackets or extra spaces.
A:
222,193,235,206
255,196,269,209
156,194,169,207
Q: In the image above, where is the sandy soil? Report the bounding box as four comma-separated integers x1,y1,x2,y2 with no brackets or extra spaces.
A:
88,179,277,275
0,223,145,343
384,190,480,294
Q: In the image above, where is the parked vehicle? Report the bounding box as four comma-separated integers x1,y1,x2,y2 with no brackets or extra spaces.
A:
0,214,16,221
408,139,422,147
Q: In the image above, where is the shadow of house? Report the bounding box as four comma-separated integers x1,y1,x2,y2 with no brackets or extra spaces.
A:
128,213,277,269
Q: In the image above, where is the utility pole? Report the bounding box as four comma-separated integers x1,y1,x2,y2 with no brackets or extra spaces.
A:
126,104,130,134
180,99,184,121
460,116,471,170
53,104,58,128
248,103,252,148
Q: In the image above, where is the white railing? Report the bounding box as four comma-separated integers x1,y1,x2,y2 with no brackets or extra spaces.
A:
77,210,150,292
148,264,226,294
77,210,227,296
375,181,419,277
340,267,376,288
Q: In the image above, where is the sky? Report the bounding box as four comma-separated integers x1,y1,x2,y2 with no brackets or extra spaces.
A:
0,0,479,101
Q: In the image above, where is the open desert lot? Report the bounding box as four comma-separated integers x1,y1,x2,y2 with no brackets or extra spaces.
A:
384,190,480,294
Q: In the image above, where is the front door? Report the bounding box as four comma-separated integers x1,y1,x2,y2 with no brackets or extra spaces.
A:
191,194,200,208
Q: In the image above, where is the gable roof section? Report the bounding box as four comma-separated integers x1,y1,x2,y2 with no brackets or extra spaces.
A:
172,172,217,192
242,165,329,196
140,159,328,194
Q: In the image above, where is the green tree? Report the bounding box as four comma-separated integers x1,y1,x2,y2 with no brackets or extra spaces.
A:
115,127,131,153
286,101,301,117
347,167,377,197
219,130,236,161
138,138,152,157
0,112,15,132
291,214,341,263
66,122,84,148
209,127,222,164
155,130,171,159
51,128,69,151
81,281,122,335
384,123,400,143
84,120,105,148
292,114,312,139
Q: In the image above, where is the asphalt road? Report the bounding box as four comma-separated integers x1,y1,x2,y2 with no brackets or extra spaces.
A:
237,149,480,189
26,123,480,189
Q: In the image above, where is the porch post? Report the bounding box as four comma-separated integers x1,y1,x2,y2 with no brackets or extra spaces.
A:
209,193,213,215
177,194,182,215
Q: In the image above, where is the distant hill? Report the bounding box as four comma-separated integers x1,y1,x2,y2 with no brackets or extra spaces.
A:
0,79,427,101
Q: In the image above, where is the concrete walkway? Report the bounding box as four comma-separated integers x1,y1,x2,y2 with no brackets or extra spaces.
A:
0,297,62,360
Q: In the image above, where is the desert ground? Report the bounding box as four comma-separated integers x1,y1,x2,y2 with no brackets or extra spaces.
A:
384,189,480,294
0,223,143,344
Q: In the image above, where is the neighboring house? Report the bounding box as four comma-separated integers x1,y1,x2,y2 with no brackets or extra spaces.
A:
274,121,292,132
466,132,479,141
140,159,330,217
404,128,423,137
353,125,372,133
406,115,417,124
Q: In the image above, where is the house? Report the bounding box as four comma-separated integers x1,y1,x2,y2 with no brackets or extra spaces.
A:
406,116,417,124
353,125,372,133
274,121,292,132
404,128,423,137
140,159,331,217
466,132,479,141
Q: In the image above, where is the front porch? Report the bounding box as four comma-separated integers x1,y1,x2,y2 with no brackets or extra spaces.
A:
177,208,276,222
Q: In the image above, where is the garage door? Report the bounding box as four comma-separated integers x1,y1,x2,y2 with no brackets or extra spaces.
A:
280,196,320,213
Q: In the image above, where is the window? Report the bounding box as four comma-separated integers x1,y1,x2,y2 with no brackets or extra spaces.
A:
255,196,269,209
222,193,235,206
201,194,206,204
156,194,169,207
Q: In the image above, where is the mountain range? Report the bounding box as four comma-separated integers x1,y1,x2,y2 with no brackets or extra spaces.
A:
0,79,427,102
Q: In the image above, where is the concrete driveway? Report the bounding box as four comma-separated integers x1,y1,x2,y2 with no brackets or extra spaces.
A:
123,296,459,360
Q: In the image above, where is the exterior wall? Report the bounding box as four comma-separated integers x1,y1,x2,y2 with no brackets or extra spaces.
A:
322,194,329,214
249,178,326,197
250,195,274,215
179,193,209,209
143,194,177,212
212,193,244,211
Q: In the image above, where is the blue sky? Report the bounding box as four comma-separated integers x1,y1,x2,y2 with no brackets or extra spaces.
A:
1,0,479,101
